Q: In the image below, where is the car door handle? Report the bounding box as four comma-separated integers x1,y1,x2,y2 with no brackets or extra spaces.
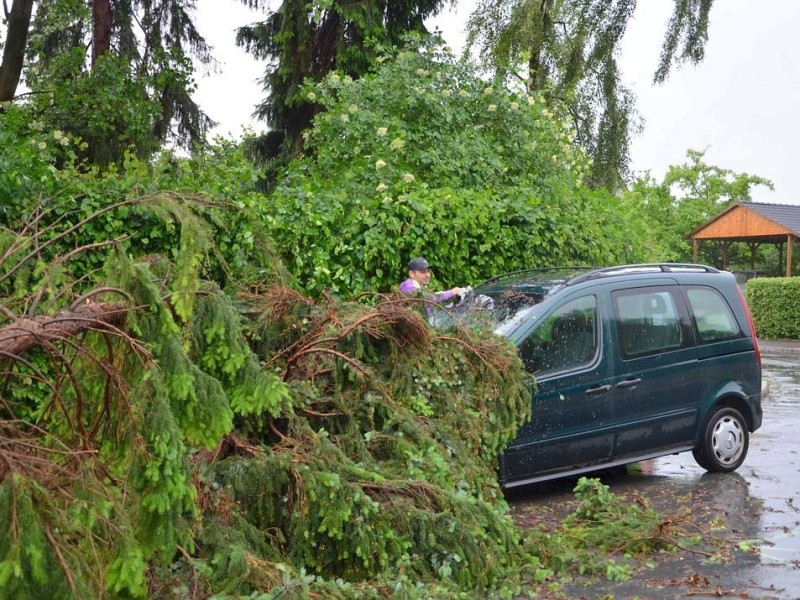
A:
616,378,642,389
585,384,612,396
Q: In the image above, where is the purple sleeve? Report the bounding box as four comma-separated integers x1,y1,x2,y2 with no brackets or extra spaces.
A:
435,289,455,303
399,279,417,293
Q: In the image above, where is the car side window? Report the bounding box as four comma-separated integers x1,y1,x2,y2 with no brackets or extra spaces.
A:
685,287,742,342
517,295,598,376
613,288,683,358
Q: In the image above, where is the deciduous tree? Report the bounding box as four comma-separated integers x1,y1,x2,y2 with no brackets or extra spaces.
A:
621,149,773,263
466,0,714,191
264,43,636,296
0,0,34,101
1,0,215,163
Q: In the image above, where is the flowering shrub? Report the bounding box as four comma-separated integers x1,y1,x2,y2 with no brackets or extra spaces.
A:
0,104,272,292
266,42,633,296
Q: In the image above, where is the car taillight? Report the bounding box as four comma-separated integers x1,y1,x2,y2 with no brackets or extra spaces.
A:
737,286,761,367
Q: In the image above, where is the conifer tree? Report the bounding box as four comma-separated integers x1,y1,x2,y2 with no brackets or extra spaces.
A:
235,0,446,168
0,189,536,597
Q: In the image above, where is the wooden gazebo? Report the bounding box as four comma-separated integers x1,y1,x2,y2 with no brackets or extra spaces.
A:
687,202,800,277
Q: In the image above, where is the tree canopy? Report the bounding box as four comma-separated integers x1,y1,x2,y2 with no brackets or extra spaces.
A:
465,0,715,191
262,41,639,296
0,0,215,164
620,149,774,264
235,0,448,166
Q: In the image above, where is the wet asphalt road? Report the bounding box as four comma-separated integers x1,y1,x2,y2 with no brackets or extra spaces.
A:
508,344,800,599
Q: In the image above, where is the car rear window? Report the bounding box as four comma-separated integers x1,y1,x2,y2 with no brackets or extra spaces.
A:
685,287,742,343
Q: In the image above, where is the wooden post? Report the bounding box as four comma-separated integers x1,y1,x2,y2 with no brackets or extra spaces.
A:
692,239,699,263
722,241,730,270
788,235,794,277
749,243,757,270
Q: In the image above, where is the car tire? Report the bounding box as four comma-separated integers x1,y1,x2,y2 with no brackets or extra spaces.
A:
692,407,749,473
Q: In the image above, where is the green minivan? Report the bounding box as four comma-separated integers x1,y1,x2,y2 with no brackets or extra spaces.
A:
448,264,763,487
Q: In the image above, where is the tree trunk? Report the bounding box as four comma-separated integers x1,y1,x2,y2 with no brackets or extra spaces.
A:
0,302,128,356
526,0,552,93
0,0,35,102
92,0,112,64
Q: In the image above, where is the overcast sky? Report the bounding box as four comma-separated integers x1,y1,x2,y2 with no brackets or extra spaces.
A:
195,1,800,205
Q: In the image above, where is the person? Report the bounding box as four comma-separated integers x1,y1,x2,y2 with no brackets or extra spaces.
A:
399,257,466,306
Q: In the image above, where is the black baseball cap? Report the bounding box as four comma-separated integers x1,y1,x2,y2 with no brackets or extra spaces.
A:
408,257,430,271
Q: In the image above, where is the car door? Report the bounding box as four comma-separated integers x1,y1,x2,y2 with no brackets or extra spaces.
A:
609,285,700,458
683,283,762,417
502,293,616,485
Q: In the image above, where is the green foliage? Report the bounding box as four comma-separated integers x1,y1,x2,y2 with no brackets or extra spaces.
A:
266,44,631,296
190,292,292,417
2,160,542,597
523,477,704,583
0,466,144,598
746,277,800,339
0,106,60,226
0,155,293,597
466,0,638,190
236,0,446,162
20,0,214,161
465,0,716,190
27,52,163,165
180,292,540,597
654,0,715,84
0,106,277,293
619,149,774,264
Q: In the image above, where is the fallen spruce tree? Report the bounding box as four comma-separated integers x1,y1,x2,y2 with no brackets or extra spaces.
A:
0,195,545,598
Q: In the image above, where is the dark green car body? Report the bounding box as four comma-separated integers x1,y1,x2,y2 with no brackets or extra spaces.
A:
457,264,763,487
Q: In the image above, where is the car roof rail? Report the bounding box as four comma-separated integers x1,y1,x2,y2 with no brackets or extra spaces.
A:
480,266,595,285
567,263,719,285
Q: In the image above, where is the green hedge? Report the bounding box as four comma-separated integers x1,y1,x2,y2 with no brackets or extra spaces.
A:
745,277,800,339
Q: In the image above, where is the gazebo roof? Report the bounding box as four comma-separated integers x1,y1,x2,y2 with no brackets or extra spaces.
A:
687,201,800,243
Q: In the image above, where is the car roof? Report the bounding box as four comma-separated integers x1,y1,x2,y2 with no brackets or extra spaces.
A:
478,263,721,296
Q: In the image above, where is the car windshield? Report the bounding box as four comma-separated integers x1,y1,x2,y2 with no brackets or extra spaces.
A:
431,268,590,336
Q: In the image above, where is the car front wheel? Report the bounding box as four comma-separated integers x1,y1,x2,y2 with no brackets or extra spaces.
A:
692,407,749,472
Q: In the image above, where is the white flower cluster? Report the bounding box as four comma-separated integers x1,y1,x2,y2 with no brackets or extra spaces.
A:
53,130,70,146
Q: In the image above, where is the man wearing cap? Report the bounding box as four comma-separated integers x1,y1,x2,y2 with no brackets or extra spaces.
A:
399,257,466,305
